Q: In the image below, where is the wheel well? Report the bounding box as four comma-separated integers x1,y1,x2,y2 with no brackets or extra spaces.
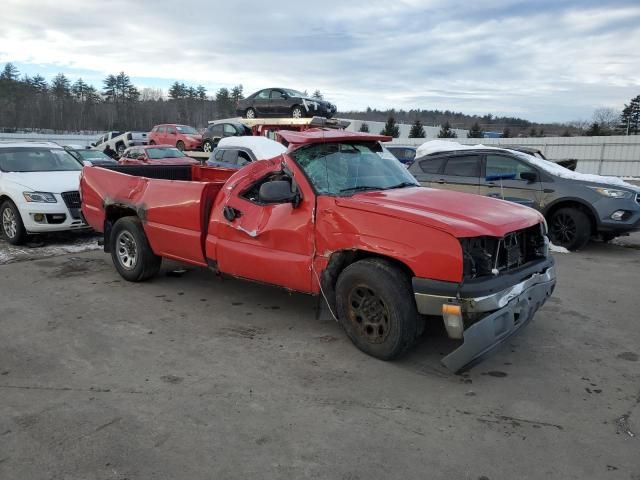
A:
103,205,140,252
320,250,415,310
545,200,597,234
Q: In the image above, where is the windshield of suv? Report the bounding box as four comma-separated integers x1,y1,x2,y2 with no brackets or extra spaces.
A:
146,147,185,159
0,147,82,172
176,125,198,134
291,141,418,196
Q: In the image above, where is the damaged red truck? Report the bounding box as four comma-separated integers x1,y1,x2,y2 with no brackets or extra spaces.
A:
80,129,556,372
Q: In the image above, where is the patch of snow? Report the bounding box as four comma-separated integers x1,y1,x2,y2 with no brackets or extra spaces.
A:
549,243,570,254
0,235,100,265
218,136,287,160
416,140,640,190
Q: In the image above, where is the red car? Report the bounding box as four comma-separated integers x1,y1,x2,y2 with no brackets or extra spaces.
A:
80,129,555,372
148,124,202,151
119,145,200,165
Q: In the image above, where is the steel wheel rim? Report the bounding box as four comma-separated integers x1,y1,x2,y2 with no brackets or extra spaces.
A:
246,109,255,119
292,108,302,118
2,208,17,238
203,142,212,152
551,213,576,244
116,231,138,270
348,285,391,344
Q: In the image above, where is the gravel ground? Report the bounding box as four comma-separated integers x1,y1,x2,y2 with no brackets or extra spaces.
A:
0,233,638,480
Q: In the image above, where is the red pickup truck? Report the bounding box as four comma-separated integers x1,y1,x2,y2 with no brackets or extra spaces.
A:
80,129,556,372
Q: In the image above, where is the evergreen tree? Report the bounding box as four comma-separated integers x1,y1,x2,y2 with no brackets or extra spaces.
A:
380,116,400,138
561,129,572,137
409,119,426,138
620,95,640,135
585,122,602,136
359,122,369,132
196,85,207,101
529,128,538,137
51,73,71,99
30,75,48,93
103,75,118,102
230,85,244,103
312,90,323,100
437,121,457,138
0,63,19,81
216,87,234,117
467,122,484,138
502,127,511,138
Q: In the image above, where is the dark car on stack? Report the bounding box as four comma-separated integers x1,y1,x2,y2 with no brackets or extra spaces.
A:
236,88,337,119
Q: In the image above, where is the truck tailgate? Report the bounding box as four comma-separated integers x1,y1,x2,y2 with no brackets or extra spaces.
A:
81,166,225,266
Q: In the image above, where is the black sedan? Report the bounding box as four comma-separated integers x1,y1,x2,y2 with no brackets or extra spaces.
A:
236,88,337,119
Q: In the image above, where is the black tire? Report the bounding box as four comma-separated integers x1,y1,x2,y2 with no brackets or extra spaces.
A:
202,140,214,153
1,200,27,245
335,258,418,360
548,207,591,251
116,143,126,156
176,140,185,151
110,217,161,282
245,108,256,119
291,105,304,119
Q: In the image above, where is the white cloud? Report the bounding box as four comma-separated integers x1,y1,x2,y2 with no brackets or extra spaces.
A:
1,0,639,122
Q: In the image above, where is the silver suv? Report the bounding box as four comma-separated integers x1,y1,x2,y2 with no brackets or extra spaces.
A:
409,145,640,250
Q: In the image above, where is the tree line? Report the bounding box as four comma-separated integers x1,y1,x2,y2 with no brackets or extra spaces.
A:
1,62,638,137
0,63,244,133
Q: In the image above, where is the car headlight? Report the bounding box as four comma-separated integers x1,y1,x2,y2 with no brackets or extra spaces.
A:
588,187,632,199
23,192,57,203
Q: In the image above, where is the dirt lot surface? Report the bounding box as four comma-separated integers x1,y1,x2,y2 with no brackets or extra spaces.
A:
1,234,639,480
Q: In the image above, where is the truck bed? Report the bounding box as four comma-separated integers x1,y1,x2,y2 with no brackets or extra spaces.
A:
81,164,236,266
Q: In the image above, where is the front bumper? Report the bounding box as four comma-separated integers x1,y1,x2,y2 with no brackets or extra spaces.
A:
413,259,556,372
19,196,88,233
594,194,640,234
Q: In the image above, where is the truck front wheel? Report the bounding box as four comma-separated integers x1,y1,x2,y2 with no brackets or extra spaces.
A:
335,258,418,360
110,217,161,282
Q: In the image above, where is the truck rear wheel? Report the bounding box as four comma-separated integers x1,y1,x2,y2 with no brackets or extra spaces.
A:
110,217,161,282
335,258,418,360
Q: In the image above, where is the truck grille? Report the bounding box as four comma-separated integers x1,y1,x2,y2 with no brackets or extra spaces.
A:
61,191,81,209
461,224,547,279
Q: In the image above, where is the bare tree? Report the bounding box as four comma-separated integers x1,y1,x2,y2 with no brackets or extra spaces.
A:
592,107,620,132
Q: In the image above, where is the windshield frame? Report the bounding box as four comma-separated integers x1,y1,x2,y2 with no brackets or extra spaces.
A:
0,147,83,173
288,141,418,198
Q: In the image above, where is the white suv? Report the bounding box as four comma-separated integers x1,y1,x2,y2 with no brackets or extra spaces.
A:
0,142,87,245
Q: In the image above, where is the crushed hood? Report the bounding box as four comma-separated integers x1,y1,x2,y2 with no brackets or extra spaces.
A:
335,187,544,238
5,171,81,193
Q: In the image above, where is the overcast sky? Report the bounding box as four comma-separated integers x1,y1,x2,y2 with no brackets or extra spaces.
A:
2,0,639,122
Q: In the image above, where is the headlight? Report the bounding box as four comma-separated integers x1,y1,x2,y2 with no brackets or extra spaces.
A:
23,192,57,203
589,187,632,199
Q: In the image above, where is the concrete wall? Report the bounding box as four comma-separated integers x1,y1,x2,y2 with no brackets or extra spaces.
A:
344,119,468,139
0,132,97,148
2,130,639,177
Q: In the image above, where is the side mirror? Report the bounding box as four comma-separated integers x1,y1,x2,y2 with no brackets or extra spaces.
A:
258,180,298,204
520,171,538,183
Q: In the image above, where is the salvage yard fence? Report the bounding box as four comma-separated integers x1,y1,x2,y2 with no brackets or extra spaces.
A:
2,129,639,178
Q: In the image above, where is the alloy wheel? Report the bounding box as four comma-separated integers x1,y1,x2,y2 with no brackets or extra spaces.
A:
551,212,577,245
116,231,138,270
2,207,17,239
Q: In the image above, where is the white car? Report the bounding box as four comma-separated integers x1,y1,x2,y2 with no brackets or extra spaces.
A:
0,142,87,245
